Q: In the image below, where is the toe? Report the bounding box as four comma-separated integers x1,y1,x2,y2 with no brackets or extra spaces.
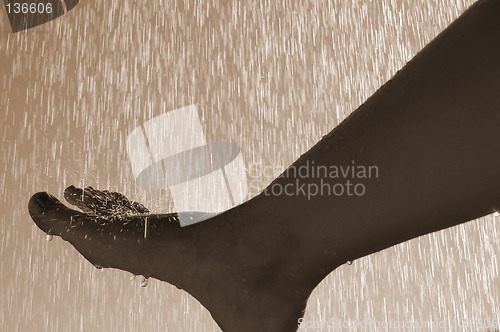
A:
131,201,150,214
64,185,84,206
64,185,150,216
29,192,79,235
64,185,104,214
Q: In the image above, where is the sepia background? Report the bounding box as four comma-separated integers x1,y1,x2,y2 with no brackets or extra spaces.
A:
1,0,498,331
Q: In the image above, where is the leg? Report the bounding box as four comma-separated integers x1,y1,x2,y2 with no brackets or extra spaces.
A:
29,0,500,331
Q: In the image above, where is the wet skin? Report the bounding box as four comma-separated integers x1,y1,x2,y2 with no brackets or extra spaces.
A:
29,186,320,332
29,1,500,331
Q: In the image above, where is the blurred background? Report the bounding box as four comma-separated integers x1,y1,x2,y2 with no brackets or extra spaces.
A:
1,0,498,330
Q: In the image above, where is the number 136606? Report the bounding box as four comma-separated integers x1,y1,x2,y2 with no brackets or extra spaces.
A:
5,2,53,14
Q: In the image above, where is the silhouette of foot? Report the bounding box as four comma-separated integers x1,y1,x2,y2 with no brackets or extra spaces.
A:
28,186,326,332
28,186,181,275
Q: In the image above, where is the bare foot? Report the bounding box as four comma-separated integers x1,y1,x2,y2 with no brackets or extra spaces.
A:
28,187,180,278
28,186,323,332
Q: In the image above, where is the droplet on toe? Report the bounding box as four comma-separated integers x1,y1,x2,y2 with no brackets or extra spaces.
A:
346,261,353,265
494,212,499,217
130,275,137,281
94,264,103,270
46,234,53,242
141,276,149,287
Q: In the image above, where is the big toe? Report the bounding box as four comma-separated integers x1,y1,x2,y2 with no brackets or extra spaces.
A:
63,185,78,197
63,185,86,206
64,185,105,214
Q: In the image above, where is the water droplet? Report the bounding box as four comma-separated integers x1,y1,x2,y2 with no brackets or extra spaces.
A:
346,261,352,265
94,264,103,270
494,212,499,217
141,276,148,287
46,234,53,242
130,275,137,281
